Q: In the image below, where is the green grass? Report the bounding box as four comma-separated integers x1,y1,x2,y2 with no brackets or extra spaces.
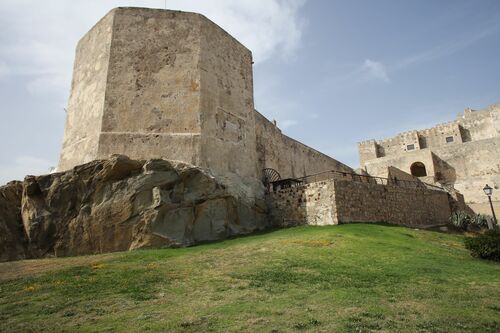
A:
0,224,499,332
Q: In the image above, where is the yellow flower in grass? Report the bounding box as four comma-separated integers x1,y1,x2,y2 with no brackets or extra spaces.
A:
91,263,105,270
23,284,40,292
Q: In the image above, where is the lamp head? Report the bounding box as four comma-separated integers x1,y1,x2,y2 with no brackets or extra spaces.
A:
483,184,493,196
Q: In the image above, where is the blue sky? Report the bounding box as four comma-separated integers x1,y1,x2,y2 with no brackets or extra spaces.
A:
0,0,499,184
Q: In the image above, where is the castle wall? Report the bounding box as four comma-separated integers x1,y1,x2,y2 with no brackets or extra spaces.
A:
358,140,378,167
418,123,462,148
358,105,499,160
364,149,437,180
375,131,420,157
268,178,451,227
198,15,258,179
96,8,203,166
359,104,500,208
254,111,353,179
431,137,500,204
59,7,353,181
58,12,114,170
268,180,337,227
364,137,500,205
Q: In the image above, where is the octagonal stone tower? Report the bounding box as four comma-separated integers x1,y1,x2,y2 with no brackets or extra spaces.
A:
59,7,258,178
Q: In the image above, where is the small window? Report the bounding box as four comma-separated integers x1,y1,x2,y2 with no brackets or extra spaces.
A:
446,136,454,143
407,144,415,151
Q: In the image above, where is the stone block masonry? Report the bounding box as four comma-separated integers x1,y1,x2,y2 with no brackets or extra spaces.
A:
269,178,452,227
358,104,499,211
59,7,353,181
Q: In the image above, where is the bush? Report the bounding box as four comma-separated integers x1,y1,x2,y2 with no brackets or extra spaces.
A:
471,214,493,229
450,211,471,230
464,230,500,261
450,211,495,231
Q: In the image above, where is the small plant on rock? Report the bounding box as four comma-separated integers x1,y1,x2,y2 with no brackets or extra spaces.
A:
449,211,471,230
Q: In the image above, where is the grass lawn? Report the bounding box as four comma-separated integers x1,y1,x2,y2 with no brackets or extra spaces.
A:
0,224,499,332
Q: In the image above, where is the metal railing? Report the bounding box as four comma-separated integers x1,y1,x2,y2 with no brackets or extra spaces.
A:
271,170,445,192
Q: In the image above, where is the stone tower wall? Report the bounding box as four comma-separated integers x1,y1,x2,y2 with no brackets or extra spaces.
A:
58,12,114,170
59,7,352,181
197,14,258,178
96,9,204,167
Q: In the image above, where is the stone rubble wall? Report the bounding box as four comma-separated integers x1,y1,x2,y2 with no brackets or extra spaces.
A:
267,180,338,227
268,178,452,228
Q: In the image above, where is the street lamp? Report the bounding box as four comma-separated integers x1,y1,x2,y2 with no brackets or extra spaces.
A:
483,184,497,229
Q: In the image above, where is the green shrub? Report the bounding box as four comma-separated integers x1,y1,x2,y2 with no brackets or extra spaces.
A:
450,211,471,230
464,230,500,261
470,214,493,229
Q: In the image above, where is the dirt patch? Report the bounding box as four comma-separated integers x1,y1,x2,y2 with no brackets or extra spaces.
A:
0,252,122,281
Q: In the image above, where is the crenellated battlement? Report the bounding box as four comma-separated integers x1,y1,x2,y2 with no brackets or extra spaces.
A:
358,103,500,208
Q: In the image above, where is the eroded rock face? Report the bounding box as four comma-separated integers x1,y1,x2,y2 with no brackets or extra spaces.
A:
0,181,29,261
0,155,268,261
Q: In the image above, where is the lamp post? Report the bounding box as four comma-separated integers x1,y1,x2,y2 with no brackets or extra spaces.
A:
483,184,497,229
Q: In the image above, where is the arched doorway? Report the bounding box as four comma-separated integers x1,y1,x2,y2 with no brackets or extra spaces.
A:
410,162,427,177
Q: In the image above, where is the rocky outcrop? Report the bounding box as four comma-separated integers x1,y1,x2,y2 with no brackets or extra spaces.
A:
0,181,29,261
0,155,268,262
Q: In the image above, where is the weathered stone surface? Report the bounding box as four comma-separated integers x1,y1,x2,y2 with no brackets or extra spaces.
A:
0,181,29,261
0,155,268,262
58,7,353,182
269,177,452,228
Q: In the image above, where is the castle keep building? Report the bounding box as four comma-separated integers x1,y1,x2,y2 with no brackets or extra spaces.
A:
59,7,352,180
358,104,500,212
0,6,478,262
51,7,472,237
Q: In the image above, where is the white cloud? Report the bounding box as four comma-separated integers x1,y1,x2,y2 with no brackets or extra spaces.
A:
0,155,55,185
362,59,390,83
0,0,306,86
165,0,307,63
0,0,307,183
322,59,390,90
280,119,299,129
394,23,499,71
0,61,9,78
0,0,306,111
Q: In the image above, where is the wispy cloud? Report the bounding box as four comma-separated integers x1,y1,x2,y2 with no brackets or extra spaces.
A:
0,61,8,78
394,23,500,71
362,59,390,83
0,0,308,103
326,18,499,90
323,58,390,89
0,0,308,183
280,119,299,129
